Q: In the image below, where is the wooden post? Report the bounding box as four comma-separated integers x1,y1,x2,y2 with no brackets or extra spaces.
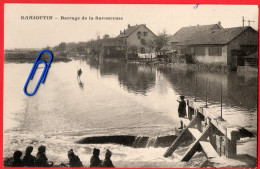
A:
188,107,193,121
195,77,197,101
205,78,208,107
225,128,240,158
196,114,203,132
220,83,223,119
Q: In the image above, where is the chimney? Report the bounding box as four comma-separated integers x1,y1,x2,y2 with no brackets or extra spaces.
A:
128,24,130,28
124,29,125,35
218,21,221,26
120,30,122,34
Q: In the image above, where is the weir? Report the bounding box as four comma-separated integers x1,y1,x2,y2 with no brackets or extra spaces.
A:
164,99,244,161
77,135,177,148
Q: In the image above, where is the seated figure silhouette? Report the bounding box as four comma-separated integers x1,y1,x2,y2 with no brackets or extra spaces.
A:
102,149,114,168
90,148,102,168
12,151,24,167
35,145,53,167
23,146,36,167
68,149,83,167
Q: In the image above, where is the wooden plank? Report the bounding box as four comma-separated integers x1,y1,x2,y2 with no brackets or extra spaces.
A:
163,113,203,157
199,141,219,159
180,118,190,127
188,128,202,140
181,124,212,161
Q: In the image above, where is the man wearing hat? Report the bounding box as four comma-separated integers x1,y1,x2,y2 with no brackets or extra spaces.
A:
177,95,187,129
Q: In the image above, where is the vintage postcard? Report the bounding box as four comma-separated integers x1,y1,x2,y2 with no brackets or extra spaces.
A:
3,4,258,168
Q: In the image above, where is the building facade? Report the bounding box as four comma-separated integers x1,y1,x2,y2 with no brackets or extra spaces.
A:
117,24,157,55
170,23,258,68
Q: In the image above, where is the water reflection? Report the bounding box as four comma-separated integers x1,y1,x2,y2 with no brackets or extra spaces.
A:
85,58,257,112
158,67,257,112
117,64,155,95
89,59,156,95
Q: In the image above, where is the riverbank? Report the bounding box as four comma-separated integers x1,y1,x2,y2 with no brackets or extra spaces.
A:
125,59,258,74
4,51,72,63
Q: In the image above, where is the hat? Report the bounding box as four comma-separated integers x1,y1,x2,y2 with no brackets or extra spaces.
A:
93,148,100,155
180,95,185,99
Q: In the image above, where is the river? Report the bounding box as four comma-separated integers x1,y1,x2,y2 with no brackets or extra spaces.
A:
3,58,258,167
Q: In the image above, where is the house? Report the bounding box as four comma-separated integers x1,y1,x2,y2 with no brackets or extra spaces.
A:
117,24,157,55
170,22,258,68
101,38,125,58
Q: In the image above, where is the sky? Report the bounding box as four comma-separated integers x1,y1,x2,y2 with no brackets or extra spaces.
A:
4,4,259,49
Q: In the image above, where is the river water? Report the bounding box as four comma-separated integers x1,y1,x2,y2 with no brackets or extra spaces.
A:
3,58,258,166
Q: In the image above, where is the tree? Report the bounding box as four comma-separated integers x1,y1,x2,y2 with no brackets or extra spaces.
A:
155,29,168,55
146,39,156,53
90,40,102,56
103,34,110,39
58,42,67,52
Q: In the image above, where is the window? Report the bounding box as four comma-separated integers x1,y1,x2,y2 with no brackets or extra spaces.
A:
209,47,222,56
194,47,205,56
141,47,145,54
124,39,127,45
137,31,141,39
141,39,146,45
143,32,148,36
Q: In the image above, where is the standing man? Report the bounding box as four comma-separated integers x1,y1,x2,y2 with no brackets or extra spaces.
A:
177,95,187,129
77,68,82,78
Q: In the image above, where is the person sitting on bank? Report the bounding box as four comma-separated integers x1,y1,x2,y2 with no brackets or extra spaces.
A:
23,146,36,167
102,149,114,168
90,148,102,168
35,145,53,167
12,150,24,167
177,95,187,129
68,149,83,167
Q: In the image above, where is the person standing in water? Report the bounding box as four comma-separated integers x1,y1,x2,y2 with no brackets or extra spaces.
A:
177,95,187,129
78,68,82,78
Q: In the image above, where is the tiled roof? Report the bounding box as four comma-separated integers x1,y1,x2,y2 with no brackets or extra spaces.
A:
117,24,146,38
172,24,256,45
171,24,222,43
185,26,253,45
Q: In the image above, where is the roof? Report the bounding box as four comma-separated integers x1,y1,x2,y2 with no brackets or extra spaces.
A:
172,24,257,45
117,24,156,38
244,52,258,59
171,24,223,43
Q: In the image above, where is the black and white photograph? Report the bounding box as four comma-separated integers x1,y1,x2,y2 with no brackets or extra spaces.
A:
3,4,258,168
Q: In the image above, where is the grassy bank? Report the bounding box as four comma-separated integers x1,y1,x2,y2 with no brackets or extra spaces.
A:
4,51,72,63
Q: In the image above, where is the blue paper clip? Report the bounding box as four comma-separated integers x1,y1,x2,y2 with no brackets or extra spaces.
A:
23,50,53,96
